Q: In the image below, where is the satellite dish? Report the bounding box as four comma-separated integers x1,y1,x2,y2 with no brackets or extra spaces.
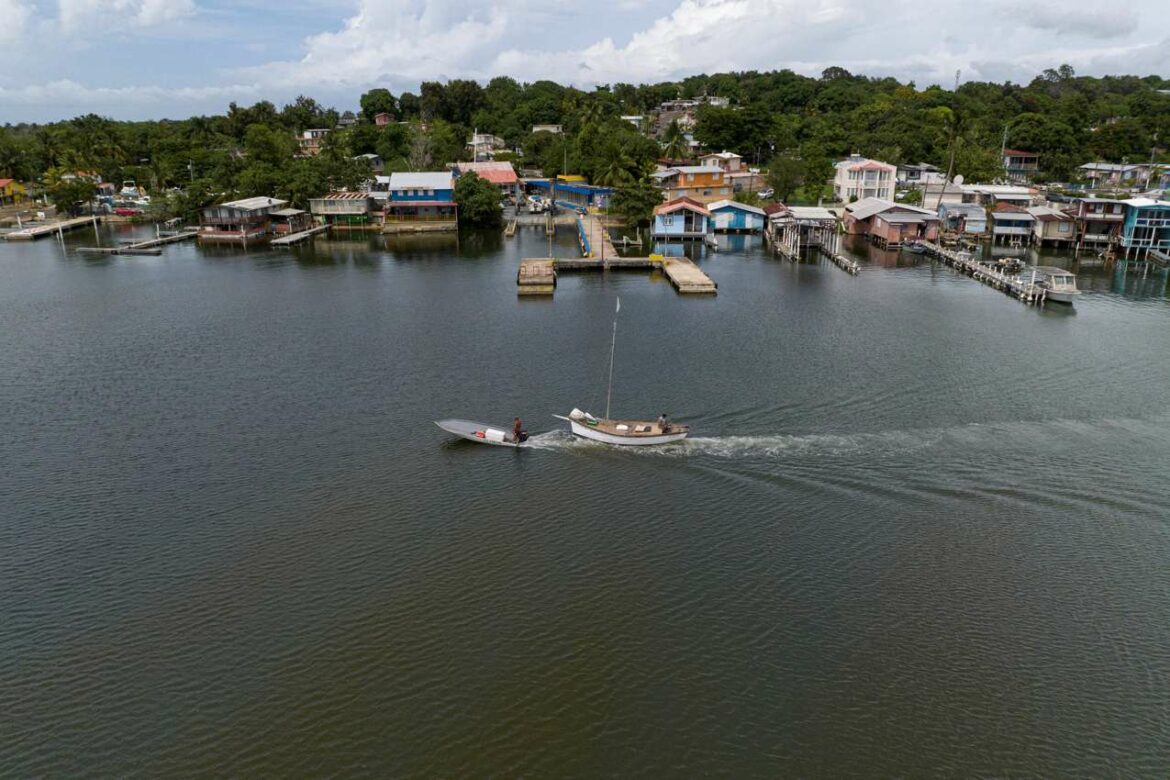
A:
953,174,965,185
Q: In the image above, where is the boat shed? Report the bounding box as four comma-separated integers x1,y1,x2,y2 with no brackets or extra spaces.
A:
198,196,288,244
708,199,766,232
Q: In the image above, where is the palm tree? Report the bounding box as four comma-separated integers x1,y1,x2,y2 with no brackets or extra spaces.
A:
662,119,688,160
594,140,637,187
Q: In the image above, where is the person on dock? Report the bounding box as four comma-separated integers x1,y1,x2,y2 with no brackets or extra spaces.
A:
657,413,670,433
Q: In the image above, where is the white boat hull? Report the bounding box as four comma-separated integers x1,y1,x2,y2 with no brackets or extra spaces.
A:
564,418,688,446
1042,288,1080,304
435,419,526,447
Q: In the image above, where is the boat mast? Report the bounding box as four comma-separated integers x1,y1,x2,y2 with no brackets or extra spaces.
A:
606,297,619,419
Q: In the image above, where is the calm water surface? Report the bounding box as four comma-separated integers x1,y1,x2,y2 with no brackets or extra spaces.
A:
2,223,1169,775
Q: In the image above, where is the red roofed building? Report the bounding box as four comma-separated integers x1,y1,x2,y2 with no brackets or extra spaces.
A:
0,178,27,206
834,154,896,202
453,161,521,200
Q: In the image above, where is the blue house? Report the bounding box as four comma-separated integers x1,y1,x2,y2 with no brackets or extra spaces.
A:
382,171,458,233
652,197,711,239
1119,198,1170,259
708,199,766,233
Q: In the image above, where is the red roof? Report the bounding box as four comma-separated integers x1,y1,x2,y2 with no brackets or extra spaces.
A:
654,196,711,217
1003,149,1036,157
457,162,518,185
763,203,789,216
0,178,14,188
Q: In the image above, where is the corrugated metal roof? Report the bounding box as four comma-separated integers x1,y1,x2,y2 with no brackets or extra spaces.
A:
845,197,898,220
990,211,1035,221
1026,206,1071,221
388,172,452,190
219,196,287,211
708,199,765,216
270,208,306,216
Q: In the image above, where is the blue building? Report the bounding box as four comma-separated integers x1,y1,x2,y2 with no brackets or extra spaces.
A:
1119,198,1170,260
708,199,766,233
652,197,711,239
526,179,613,210
381,172,457,233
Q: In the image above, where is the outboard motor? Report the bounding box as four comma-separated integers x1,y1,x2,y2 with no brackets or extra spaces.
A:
518,430,529,443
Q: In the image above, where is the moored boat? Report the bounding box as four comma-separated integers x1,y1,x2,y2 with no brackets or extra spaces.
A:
1032,266,1081,304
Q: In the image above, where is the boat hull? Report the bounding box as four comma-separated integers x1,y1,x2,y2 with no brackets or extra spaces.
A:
435,419,526,447
1041,288,1080,304
566,418,688,446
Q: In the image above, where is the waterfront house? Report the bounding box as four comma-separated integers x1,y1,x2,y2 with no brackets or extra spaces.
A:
1118,198,1170,260
270,207,312,235
651,166,730,204
453,161,521,200
309,192,378,229
843,197,937,245
652,197,711,239
383,172,457,233
920,181,967,207
297,128,330,158
833,155,896,202
709,199,765,233
699,151,744,174
525,178,613,210
960,184,1036,208
198,196,287,244
1069,197,1126,246
0,178,27,206
1027,206,1075,247
767,205,839,252
989,206,1035,245
1003,149,1039,181
937,202,987,237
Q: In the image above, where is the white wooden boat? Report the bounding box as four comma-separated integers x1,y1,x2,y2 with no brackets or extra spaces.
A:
435,419,528,447
1032,266,1081,304
554,409,688,446
558,297,690,446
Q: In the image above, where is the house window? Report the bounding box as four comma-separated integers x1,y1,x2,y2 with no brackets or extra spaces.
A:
662,215,674,226
703,189,711,196
1058,223,1071,233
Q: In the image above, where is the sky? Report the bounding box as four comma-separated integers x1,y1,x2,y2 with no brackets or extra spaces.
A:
1,0,1168,123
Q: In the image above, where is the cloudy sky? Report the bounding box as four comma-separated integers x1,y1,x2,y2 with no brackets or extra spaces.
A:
2,0,1168,123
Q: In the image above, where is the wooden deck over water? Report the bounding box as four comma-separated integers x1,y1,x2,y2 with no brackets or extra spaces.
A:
270,225,330,247
78,229,199,255
4,216,99,241
518,252,716,296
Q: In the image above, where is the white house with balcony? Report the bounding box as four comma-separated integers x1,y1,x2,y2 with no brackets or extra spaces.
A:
833,155,896,202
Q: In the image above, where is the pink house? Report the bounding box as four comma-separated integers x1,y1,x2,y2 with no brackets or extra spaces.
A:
844,197,939,246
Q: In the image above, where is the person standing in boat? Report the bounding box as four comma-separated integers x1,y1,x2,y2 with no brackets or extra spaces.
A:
657,413,670,433
513,416,523,443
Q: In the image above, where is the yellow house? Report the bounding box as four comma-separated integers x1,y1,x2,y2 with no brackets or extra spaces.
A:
0,179,27,206
650,166,730,204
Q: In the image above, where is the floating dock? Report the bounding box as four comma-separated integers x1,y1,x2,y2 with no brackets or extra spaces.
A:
77,229,198,255
922,242,1047,304
270,224,330,247
518,253,716,296
4,216,99,241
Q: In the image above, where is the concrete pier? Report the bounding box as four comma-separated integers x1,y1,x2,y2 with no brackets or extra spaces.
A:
78,228,198,255
922,242,1047,305
270,225,330,247
4,216,99,241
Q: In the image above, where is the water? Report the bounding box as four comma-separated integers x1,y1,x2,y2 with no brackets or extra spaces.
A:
3,224,1170,775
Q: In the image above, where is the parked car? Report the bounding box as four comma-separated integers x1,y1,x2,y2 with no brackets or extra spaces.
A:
758,187,775,199
114,207,143,217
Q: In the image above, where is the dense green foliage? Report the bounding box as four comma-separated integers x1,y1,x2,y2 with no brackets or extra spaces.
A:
453,172,503,228
2,65,1168,221
610,181,667,227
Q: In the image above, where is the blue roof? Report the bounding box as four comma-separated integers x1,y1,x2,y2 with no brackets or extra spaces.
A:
528,179,613,196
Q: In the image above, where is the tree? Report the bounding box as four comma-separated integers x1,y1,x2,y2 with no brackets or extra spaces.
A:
609,180,664,227
662,119,689,160
244,123,295,166
453,172,502,228
359,88,396,122
766,153,804,202
45,170,96,215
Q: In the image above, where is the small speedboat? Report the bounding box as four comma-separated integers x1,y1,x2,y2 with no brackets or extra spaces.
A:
902,241,926,254
435,419,529,447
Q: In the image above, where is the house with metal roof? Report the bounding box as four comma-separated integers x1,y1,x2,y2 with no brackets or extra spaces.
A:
651,165,731,204
1027,206,1076,247
699,151,744,174
383,172,457,233
198,196,288,244
938,202,987,236
842,197,937,244
652,197,712,239
309,192,379,229
1067,196,1126,246
1118,198,1170,260
989,207,1035,245
453,161,520,200
1002,149,1039,181
708,199,765,233
525,178,613,210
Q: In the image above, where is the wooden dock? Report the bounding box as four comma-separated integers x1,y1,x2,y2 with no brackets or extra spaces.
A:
4,216,99,241
518,258,556,295
505,220,518,238
922,242,1047,304
517,253,716,296
78,229,199,255
270,224,330,247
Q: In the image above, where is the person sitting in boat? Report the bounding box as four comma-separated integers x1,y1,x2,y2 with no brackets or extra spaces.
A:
657,413,670,433
512,417,527,443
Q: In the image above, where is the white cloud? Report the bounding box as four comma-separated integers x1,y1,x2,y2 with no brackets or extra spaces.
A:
1016,3,1138,39
0,0,33,42
57,0,197,30
0,79,259,106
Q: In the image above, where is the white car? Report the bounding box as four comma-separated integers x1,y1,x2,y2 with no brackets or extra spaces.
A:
758,187,775,199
